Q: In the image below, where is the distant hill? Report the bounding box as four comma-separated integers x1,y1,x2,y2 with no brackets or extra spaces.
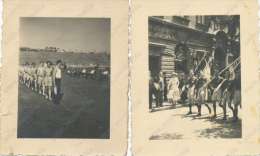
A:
20,51,110,67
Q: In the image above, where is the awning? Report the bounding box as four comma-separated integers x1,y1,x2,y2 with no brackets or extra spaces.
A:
149,42,167,47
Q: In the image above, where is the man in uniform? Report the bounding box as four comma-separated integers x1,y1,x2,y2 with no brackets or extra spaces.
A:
158,71,165,107
53,60,63,104
149,71,155,111
153,75,162,108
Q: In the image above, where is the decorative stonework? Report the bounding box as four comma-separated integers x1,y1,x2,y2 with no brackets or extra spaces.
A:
149,23,177,41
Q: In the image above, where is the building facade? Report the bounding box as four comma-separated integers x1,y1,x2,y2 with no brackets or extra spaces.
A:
148,15,240,80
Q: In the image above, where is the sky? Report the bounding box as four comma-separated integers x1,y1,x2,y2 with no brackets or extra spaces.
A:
20,17,110,53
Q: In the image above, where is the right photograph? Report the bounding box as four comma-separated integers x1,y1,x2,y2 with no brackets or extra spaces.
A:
148,15,241,139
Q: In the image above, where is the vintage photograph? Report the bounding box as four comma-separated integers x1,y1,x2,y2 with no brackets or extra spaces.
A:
18,17,110,138
148,15,241,139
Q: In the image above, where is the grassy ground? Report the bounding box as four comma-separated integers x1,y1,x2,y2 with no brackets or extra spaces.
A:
17,74,110,139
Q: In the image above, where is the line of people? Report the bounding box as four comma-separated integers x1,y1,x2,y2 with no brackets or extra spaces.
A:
149,64,241,121
66,66,110,80
186,67,241,121
19,60,63,104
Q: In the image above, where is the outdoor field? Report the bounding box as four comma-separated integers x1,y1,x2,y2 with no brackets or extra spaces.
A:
20,51,110,66
17,73,110,138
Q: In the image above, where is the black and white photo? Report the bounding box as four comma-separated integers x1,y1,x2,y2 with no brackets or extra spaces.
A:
148,15,241,139
18,17,110,138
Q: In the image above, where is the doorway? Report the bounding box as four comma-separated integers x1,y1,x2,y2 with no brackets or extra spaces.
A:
149,55,161,77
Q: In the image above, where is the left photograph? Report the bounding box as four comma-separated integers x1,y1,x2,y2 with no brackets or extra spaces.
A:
18,17,110,138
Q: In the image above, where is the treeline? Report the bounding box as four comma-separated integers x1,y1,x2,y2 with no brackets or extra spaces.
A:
20,51,110,67
20,47,109,54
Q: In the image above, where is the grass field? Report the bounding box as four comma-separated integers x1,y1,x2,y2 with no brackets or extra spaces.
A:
17,73,110,138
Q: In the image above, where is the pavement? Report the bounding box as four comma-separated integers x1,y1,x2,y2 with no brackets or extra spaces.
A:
149,102,242,140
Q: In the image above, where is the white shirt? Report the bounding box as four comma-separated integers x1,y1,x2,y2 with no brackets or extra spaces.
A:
55,67,62,79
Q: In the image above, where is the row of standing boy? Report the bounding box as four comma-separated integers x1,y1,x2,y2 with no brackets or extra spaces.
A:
19,60,63,104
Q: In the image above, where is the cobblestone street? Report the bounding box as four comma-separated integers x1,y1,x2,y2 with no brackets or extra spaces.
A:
149,102,241,140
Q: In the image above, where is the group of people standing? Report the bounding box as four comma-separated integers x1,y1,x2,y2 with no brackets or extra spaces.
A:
149,55,241,121
19,60,63,104
149,71,180,109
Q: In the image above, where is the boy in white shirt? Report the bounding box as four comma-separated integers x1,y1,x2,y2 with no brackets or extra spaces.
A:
53,60,63,104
